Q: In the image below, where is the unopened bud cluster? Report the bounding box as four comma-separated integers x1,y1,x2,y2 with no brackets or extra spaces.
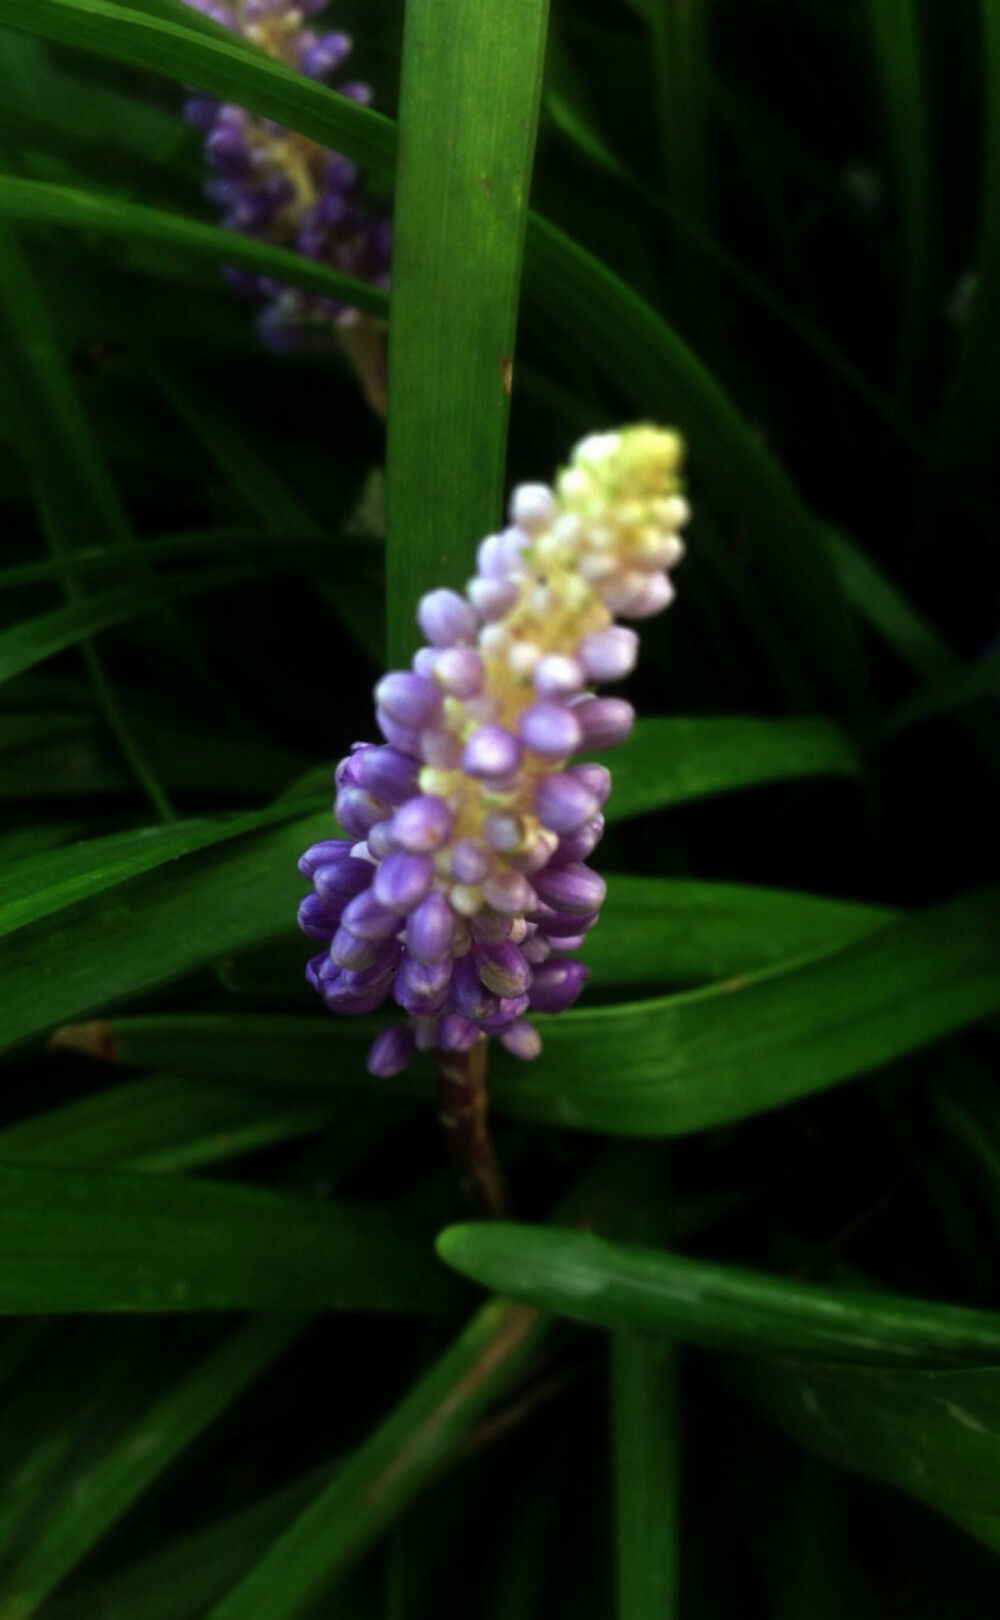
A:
183,0,390,361
298,426,689,1075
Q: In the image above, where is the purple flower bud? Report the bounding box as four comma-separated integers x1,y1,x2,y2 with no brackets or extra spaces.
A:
391,795,454,853
550,814,605,866
533,654,584,699
297,892,340,939
375,712,423,756
449,953,500,1022
355,745,419,804
367,1025,416,1076
313,855,373,907
418,588,478,646
527,960,589,1012
533,862,606,915
339,886,401,941
184,94,220,130
433,647,484,698
482,869,538,916
373,851,436,915
476,941,533,998
509,483,557,533
533,772,600,834
569,762,612,805
367,820,397,860
578,625,638,682
478,995,531,1035
477,529,526,579
534,907,600,938
451,837,494,883
297,837,354,879
572,696,635,749
519,701,583,759
299,30,352,79
405,890,456,964
548,933,588,953
335,786,390,838
330,926,380,971
483,812,523,854
462,724,522,781
439,1013,481,1052
375,671,442,730
500,1020,542,1060
520,935,552,965
394,954,452,1016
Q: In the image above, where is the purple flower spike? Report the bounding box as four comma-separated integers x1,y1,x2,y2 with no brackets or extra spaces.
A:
462,724,522,781
533,772,600,834
373,852,436,916
527,960,589,1013
519,702,583,759
367,1025,416,1076
298,423,688,1074
391,795,454,853
405,891,456,964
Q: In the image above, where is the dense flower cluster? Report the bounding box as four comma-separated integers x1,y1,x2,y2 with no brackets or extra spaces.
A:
183,0,390,377
298,426,689,1075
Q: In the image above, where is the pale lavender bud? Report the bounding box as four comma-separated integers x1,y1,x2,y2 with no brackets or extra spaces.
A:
373,851,435,915
519,701,583,759
422,729,462,769
520,935,552,964
367,1025,416,1076
572,696,635,749
299,31,352,79
482,869,538,915
391,795,454,853
375,671,442,730
533,772,600,834
375,712,423,756
339,886,400,941
509,483,557,534
500,1020,542,1060
433,646,484,699
412,647,438,678
405,890,456,964
548,933,588,953
533,862,606,915
578,625,638,682
620,572,676,618
509,825,559,875
478,996,531,1035
483,812,523,854
468,576,519,621
367,820,398,860
477,528,526,579
330,926,380,971
477,941,533,998
451,837,494,883
534,906,600,938
533,654,584,699
527,960,589,1012
418,588,478,646
569,763,612,805
462,724,522,781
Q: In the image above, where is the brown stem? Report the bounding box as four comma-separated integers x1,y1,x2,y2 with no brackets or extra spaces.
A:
434,1039,509,1218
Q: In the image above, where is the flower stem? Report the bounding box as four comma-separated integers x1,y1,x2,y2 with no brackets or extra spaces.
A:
434,1040,508,1217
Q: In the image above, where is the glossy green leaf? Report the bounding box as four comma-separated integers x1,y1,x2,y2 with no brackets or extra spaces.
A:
0,0,395,183
0,1076,337,1172
602,716,862,822
0,1160,449,1312
437,1222,1000,1366
0,175,389,318
0,568,254,687
0,810,331,1055
384,0,549,662
739,1356,1000,1554
0,804,313,939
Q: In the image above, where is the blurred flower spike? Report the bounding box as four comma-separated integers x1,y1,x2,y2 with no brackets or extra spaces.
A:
183,0,391,409
298,426,689,1076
